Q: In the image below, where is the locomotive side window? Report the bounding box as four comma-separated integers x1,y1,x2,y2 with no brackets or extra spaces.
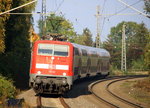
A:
54,45,69,56
38,44,53,55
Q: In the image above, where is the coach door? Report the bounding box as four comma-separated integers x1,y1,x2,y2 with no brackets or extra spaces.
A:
81,49,88,76
73,47,80,78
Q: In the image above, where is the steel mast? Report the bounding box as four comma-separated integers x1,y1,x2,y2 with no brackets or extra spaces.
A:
41,0,47,37
121,23,127,72
95,5,101,48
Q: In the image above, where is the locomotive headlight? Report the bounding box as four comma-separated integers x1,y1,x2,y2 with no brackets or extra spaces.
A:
63,72,66,76
37,71,41,74
63,80,66,84
51,57,54,60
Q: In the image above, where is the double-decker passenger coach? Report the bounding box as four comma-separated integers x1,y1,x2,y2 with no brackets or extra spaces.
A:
29,40,110,94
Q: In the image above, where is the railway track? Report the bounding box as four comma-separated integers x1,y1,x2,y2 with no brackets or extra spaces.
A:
21,75,147,108
59,96,70,108
34,75,105,108
36,95,70,108
88,75,147,108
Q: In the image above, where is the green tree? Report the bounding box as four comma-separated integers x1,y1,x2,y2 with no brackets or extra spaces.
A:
144,0,150,73
82,28,93,46
38,13,76,42
144,32,150,70
74,34,84,44
74,28,93,46
144,0,150,14
0,0,12,53
0,0,35,88
103,21,149,70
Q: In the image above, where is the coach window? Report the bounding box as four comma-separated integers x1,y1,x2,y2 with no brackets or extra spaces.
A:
38,44,53,55
54,45,69,56
107,61,109,70
74,48,79,56
91,51,97,57
82,49,87,56
101,62,104,71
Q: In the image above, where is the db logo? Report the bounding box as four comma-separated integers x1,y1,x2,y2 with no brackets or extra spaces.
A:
49,64,56,69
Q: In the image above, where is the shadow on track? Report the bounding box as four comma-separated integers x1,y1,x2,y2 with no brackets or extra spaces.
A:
63,75,106,98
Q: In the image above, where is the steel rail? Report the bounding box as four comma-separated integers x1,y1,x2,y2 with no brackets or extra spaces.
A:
88,75,147,108
36,96,42,108
88,77,121,108
106,76,145,108
36,95,70,108
59,96,70,108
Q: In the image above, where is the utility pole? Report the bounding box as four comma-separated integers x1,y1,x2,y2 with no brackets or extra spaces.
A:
121,23,127,72
95,5,101,48
41,0,47,37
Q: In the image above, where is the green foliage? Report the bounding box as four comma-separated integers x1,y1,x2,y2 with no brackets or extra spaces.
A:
0,75,16,102
131,57,146,70
0,0,35,89
5,0,35,52
74,34,84,44
144,0,150,14
74,28,93,46
82,28,93,46
144,32,150,71
0,0,12,53
38,14,93,45
38,13,76,42
103,21,149,70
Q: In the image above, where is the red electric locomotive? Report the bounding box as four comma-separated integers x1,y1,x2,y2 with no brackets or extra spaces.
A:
29,40,110,94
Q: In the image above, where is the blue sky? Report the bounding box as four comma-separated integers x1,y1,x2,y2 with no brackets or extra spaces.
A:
33,0,150,42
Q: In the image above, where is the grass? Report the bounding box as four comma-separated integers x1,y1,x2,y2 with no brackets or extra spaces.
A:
110,69,149,76
0,75,29,107
133,78,150,92
121,77,150,106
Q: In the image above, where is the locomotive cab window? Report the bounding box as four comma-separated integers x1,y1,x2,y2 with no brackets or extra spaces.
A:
38,44,53,55
38,44,69,57
54,45,69,56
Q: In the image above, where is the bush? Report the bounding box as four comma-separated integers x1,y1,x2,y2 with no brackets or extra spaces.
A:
131,58,147,70
0,75,16,103
133,78,150,92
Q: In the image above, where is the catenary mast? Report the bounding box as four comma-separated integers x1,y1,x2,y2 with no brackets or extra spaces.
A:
95,5,101,48
121,23,127,72
41,0,46,37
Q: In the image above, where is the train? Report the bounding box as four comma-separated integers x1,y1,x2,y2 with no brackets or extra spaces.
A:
29,40,110,94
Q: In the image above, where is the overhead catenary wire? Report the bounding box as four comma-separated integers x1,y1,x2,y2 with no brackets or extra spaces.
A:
54,0,65,13
109,0,142,18
99,0,107,37
100,17,106,35
117,0,150,18
101,0,107,15
98,0,141,42
102,12,140,16
5,12,141,16
5,12,50,15
0,0,38,16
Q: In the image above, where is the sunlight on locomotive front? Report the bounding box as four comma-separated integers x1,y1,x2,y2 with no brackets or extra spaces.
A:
36,43,70,76
29,41,73,94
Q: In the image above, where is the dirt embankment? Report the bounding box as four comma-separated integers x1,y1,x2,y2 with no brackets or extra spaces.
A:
119,77,150,107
